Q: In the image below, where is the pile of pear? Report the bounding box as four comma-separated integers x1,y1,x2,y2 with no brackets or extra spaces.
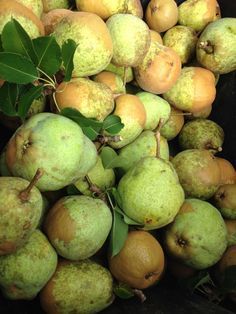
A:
0,0,236,313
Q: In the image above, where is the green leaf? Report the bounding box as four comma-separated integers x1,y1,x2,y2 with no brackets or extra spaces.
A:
17,85,43,119
221,266,236,293
103,115,124,135
33,36,62,76
114,282,134,299
82,126,100,141
109,210,128,257
67,184,81,196
100,146,126,169
0,82,18,116
0,52,38,84
1,19,37,63
61,39,77,82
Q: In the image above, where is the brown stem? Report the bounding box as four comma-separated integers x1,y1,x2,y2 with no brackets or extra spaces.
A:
155,118,164,158
132,289,147,303
85,175,108,204
198,41,214,54
205,143,222,152
97,135,122,145
19,169,43,202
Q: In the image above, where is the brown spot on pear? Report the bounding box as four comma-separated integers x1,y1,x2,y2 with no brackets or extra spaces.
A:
41,9,71,35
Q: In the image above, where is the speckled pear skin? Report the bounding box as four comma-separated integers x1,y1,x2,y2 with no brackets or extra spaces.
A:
160,107,184,141
0,177,43,256
172,149,221,200
0,230,57,300
197,18,236,74
214,184,236,219
136,92,171,130
164,199,227,269
40,260,114,314
105,63,134,82
5,113,85,192
16,0,43,18
75,156,115,196
178,118,224,152
106,13,151,67
53,11,113,77
117,156,184,229
44,195,112,260
42,0,69,12
118,130,169,172
163,26,198,64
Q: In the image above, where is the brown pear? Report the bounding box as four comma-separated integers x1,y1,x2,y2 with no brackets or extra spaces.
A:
215,157,236,185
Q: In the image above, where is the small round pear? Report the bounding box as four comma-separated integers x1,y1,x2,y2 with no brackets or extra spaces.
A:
106,13,151,67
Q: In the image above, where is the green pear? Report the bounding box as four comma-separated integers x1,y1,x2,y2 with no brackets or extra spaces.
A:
178,0,218,32
118,130,169,172
0,150,11,176
163,25,198,64
74,156,115,196
136,92,171,130
106,13,150,67
164,198,227,269
160,106,184,141
40,259,114,313
178,118,224,153
105,63,134,82
172,149,221,200
0,230,57,300
214,184,236,219
44,195,112,260
42,0,69,12
0,176,43,255
5,113,88,192
117,156,185,229
197,18,236,74
16,0,43,18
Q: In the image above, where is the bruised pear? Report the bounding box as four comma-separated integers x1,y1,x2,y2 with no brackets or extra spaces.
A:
40,260,114,314
178,0,218,32
42,0,69,12
0,0,44,38
92,71,126,96
117,156,184,229
53,11,113,77
106,13,150,67
178,119,224,153
172,149,221,199
118,130,169,172
163,67,216,113
164,199,227,269
0,175,43,255
0,230,57,300
160,106,184,141
6,113,87,191
214,184,236,219
197,18,236,74
44,195,112,260
134,41,181,94
136,92,171,130
55,78,114,121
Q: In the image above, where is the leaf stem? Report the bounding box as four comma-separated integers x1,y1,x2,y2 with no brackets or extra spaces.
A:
37,68,56,87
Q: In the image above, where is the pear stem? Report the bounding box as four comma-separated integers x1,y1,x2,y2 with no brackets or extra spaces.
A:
19,169,43,202
155,119,164,159
85,175,107,204
97,135,122,145
132,289,147,303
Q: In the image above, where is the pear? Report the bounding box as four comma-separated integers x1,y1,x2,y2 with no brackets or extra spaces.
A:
108,94,146,149
92,71,126,96
53,11,113,77
55,78,114,121
125,0,143,18
178,0,218,32
74,156,115,196
106,13,151,67
41,8,71,35
134,41,181,94
136,92,171,130
214,184,236,219
216,157,236,185
0,0,44,38
163,26,198,64
117,156,185,229
0,230,57,300
16,0,43,18
164,198,227,269
118,130,169,172
105,63,134,82
40,259,114,314
0,175,43,255
197,18,236,74
44,195,112,260
160,106,184,141
163,67,216,113
178,118,224,153
224,220,236,247
171,149,221,199
186,105,212,120
5,113,88,191
150,29,163,44
42,0,69,12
